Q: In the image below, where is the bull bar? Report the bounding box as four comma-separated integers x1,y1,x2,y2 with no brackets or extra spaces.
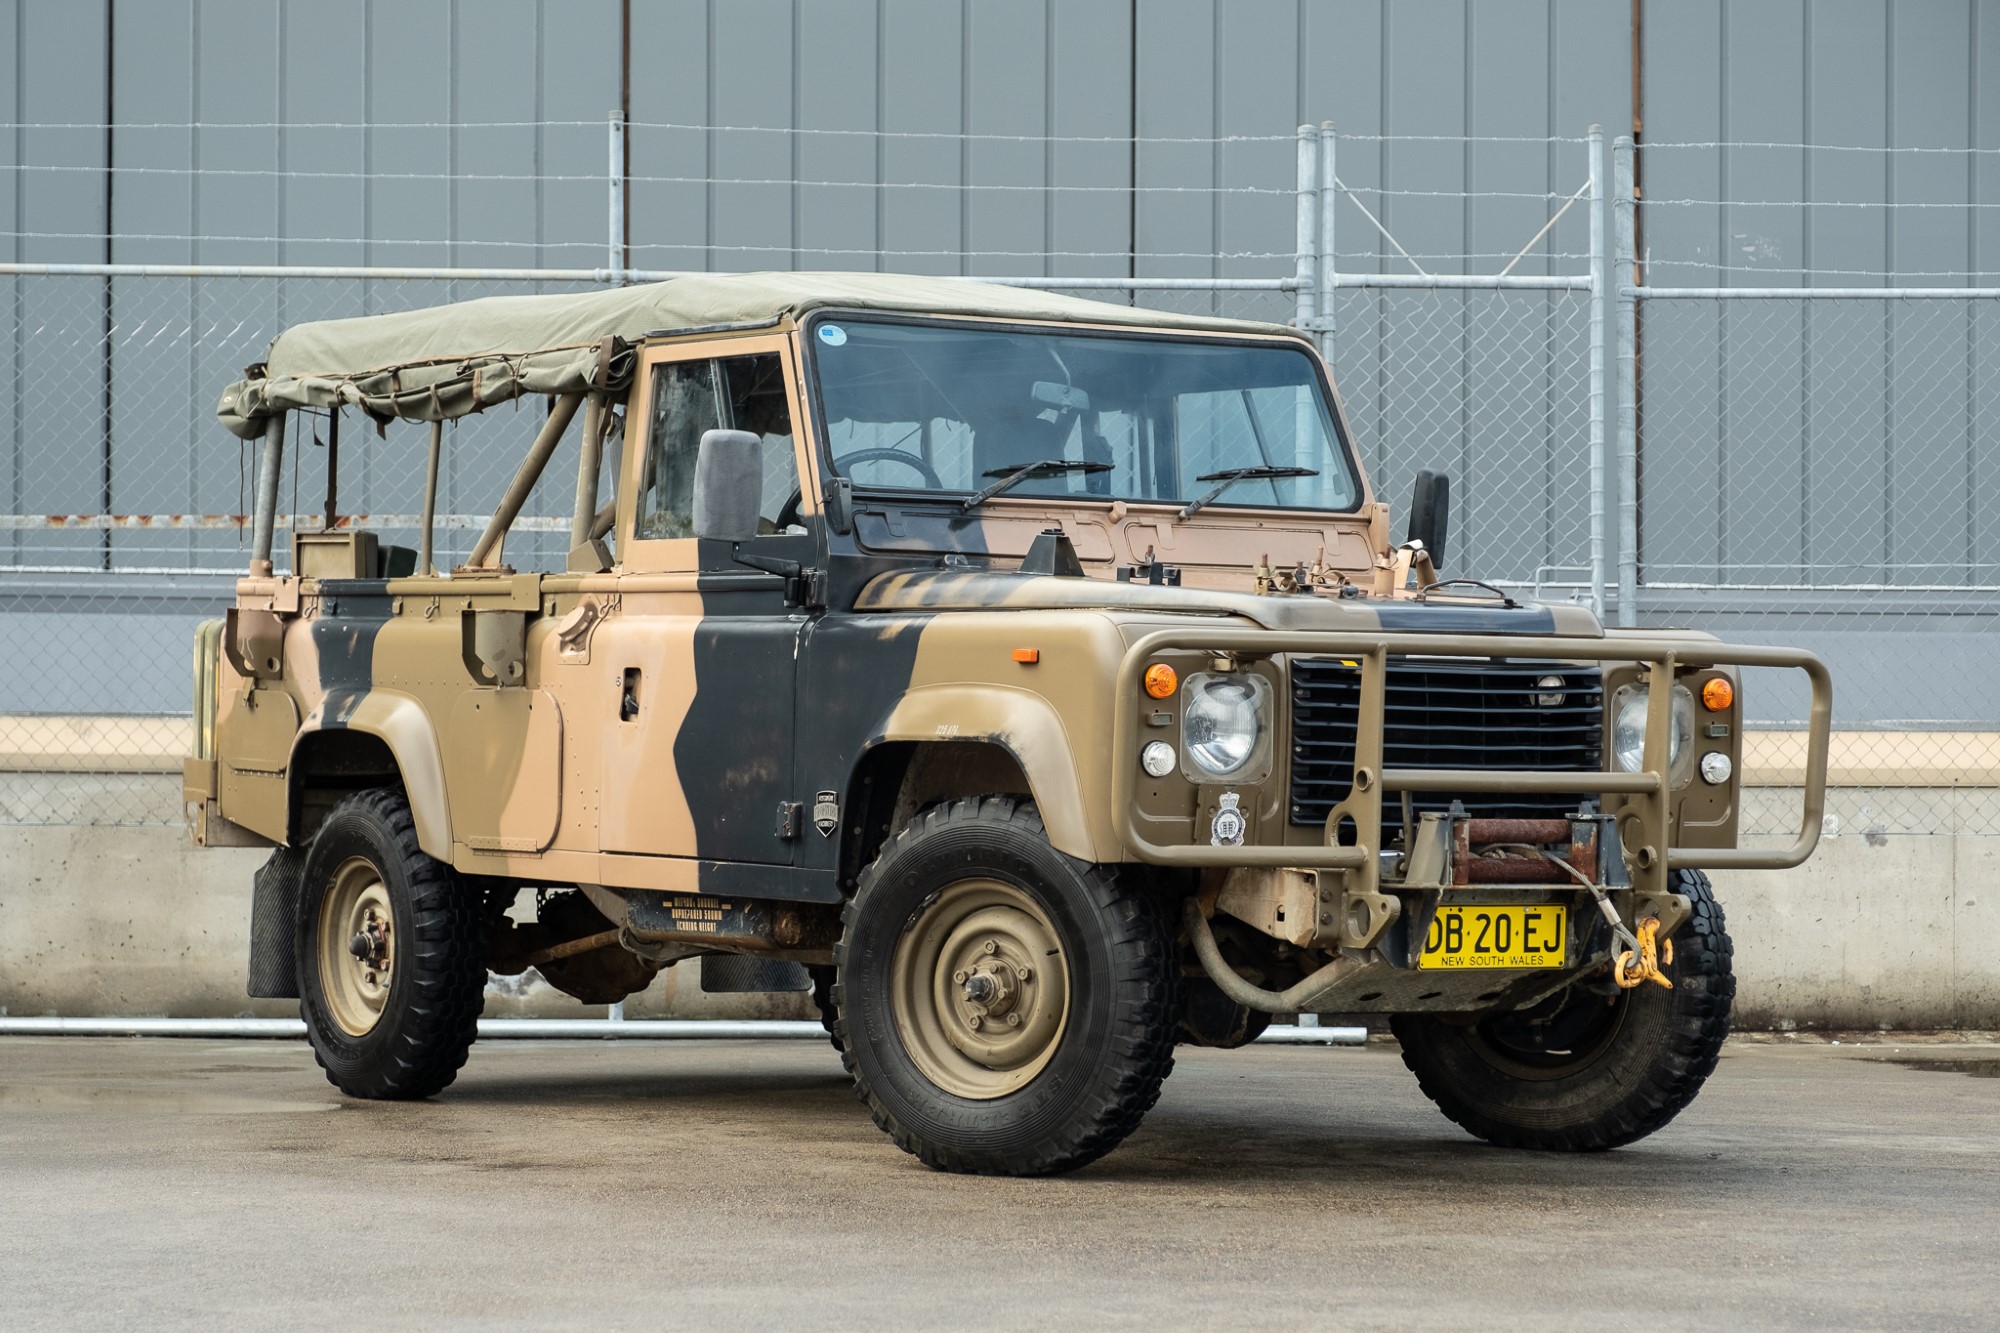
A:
1110,628,1833,898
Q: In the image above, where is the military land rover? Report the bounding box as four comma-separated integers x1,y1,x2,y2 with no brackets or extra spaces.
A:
187,272,1831,1174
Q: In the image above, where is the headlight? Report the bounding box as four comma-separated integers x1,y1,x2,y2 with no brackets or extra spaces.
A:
1611,684,1696,786
1182,673,1269,779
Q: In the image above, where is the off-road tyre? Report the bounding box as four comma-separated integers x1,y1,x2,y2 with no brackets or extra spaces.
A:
832,796,1177,1175
297,788,486,1100
1391,869,1734,1151
808,965,842,1051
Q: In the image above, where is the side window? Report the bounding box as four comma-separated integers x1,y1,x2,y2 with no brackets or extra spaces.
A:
635,352,799,540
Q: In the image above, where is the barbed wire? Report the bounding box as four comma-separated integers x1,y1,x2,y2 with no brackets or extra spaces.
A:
0,229,1299,263
1648,196,2000,210
1332,131,1591,144
0,119,1299,145
1644,139,2000,155
6,162,1296,195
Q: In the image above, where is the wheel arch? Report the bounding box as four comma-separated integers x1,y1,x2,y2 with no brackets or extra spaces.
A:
840,708,1094,893
289,691,453,858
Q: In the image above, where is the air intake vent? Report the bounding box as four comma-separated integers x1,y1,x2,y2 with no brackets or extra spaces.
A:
1289,657,1604,827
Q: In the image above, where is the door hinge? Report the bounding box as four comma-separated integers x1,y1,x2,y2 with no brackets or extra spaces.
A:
777,800,803,840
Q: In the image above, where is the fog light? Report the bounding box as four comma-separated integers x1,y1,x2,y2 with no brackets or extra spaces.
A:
1140,741,1177,778
1699,751,1733,785
1533,674,1566,708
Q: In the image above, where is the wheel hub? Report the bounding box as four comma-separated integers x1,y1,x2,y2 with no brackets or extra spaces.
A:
890,879,1071,1100
317,858,396,1037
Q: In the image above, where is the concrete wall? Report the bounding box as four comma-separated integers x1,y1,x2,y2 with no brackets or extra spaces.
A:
2,782,1991,1029
0,819,813,1023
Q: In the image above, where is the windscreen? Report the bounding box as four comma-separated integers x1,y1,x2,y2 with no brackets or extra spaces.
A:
809,317,1359,513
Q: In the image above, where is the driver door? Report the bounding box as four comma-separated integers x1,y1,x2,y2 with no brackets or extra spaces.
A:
594,336,816,870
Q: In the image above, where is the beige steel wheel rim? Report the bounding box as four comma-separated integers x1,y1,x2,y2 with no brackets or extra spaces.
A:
889,878,1071,1101
317,857,396,1038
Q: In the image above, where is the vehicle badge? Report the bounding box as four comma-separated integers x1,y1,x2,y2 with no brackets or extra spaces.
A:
1209,791,1246,847
813,790,839,837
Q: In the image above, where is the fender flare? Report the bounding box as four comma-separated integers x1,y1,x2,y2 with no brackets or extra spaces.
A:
291,690,453,859
868,682,1100,861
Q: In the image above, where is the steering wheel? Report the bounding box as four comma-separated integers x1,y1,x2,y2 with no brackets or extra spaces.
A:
836,448,946,491
775,450,948,530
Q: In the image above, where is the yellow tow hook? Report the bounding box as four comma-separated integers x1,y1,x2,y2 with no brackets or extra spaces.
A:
1614,916,1675,990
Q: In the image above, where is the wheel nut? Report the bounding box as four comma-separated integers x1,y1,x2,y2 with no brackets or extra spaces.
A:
968,1015,983,1030
1016,965,1031,982
1006,1013,1022,1027
953,969,968,984
982,940,998,955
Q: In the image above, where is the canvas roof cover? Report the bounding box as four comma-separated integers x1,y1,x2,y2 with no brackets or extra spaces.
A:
216,271,1300,440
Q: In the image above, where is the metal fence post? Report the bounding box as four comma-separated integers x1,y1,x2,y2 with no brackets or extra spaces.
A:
1295,125,1317,337
1613,135,1639,627
608,110,627,284
1317,122,1336,363
1585,126,1608,622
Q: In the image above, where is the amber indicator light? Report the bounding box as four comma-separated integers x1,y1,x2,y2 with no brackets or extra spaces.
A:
1143,663,1178,699
1701,677,1734,712
1011,648,1041,665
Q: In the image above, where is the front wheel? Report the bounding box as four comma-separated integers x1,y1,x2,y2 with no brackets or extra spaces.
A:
297,788,486,1100
1391,870,1735,1151
833,796,1177,1176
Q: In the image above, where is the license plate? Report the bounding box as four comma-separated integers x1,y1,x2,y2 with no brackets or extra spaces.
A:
1419,905,1567,970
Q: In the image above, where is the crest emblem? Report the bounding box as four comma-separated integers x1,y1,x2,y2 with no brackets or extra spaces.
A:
812,790,839,837
1209,791,1246,847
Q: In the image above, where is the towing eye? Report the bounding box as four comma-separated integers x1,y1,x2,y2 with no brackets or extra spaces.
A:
1497,845,1675,991
1613,917,1674,991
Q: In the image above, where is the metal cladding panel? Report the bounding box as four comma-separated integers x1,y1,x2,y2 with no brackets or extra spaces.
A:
1636,0,1995,636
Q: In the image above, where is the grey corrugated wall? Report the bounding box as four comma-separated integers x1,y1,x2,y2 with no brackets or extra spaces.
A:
2,1,1995,726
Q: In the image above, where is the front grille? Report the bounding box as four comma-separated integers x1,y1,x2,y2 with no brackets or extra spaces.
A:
1289,657,1604,826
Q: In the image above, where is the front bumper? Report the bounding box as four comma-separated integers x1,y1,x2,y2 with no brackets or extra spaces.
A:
1112,627,1833,907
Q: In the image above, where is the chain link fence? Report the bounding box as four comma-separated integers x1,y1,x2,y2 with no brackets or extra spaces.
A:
0,263,1296,824
1631,139,2000,835
5,122,1986,838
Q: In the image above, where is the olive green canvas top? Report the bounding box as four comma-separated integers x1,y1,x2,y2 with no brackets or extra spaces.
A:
216,270,1299,440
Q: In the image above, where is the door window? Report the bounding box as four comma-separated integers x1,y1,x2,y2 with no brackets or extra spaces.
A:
635,351,800,540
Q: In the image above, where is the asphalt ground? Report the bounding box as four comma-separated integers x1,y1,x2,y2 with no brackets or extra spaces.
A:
0,1034,1994,1331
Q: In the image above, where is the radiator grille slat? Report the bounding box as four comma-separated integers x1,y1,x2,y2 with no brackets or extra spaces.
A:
1288,658,1605,826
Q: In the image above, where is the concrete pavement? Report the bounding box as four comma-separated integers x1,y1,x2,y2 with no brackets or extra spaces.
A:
1,1034,1994,1330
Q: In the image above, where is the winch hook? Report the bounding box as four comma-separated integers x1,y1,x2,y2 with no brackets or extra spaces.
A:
1613,915,1675,991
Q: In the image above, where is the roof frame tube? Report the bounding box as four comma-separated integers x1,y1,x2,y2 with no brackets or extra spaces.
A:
248,411,287,576
468,392,585,569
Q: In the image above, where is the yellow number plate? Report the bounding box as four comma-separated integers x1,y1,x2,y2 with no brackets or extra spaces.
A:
1419,905,1567,970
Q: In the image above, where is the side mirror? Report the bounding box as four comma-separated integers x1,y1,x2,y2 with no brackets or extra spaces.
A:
692,428,763,541
1406,469,1451,571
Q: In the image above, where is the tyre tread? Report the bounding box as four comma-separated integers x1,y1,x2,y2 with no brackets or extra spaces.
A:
301,787,485,1101
1392,869,1734,1151
831,795,1177,1176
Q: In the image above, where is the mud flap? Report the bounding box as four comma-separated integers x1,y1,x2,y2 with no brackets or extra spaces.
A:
700,955,811,993
247,845,310,999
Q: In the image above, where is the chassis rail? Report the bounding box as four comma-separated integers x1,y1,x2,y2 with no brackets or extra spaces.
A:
1110,629,1832,897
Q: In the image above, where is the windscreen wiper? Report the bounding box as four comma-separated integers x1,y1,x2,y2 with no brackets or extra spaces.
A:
1178,465,1319,521
960,458,1112,512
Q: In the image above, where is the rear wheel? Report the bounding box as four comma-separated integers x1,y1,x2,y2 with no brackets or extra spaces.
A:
297,788,486,1100
1391,870,1734,1151
833,796,1177,1175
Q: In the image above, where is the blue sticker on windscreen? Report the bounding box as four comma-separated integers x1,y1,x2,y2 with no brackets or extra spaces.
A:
817,324,847,346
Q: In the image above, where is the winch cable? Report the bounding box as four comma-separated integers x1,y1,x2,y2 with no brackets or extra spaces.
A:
1483,844,1672,990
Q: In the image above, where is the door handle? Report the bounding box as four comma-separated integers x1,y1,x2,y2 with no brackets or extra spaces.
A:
620,667,641,720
